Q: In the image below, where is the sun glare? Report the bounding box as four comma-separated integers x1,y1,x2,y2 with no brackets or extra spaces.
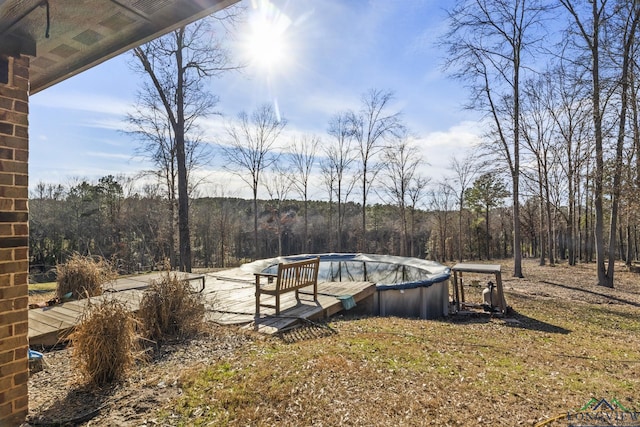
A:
245,0,292,73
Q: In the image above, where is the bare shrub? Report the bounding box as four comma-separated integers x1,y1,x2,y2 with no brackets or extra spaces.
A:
138,271,205,344
57,254,116,299
70,298,139,386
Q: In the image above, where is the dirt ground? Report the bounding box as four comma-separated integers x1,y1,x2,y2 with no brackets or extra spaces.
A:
23,259,640,426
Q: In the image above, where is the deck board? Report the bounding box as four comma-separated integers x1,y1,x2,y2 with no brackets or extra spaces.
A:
29,270,376,346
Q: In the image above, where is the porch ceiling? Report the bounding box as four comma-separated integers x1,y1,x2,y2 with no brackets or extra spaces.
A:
0,0,238,94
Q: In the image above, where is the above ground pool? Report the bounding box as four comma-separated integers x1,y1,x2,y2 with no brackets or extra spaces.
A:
243,253,451,319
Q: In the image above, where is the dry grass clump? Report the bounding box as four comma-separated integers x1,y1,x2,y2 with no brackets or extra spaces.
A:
57,254,116,299
138,271,205,344
70,298,139,386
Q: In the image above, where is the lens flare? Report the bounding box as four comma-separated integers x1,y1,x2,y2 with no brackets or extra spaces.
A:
245,0,292,73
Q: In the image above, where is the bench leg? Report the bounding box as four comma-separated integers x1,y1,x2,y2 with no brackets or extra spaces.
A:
275,293,280,315
255,286,261,330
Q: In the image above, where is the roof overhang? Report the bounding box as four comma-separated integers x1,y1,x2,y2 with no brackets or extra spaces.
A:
0,0,239,94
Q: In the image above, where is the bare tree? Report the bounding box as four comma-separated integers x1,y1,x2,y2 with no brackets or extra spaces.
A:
521,75,559,266
223,103,287,260
449,154,477,262
429,182,456,262
443,0,550,277
129,15,239,272
264,163,294,256
381,136,422,257
544,65,591,266
350,89,405,252
290,135,319,253
407,176,430,258
319,158,337,251
325,112,358,252
560,0,640,286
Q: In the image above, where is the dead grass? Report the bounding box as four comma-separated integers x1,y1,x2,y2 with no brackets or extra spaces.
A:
56,254,116,299
137,270,205,344
159,259,640,426
70,298,140,387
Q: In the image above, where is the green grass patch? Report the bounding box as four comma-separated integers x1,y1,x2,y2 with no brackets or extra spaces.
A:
28,281,57,292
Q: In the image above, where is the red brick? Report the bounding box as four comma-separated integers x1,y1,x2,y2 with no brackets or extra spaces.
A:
4,383,27,401
13,101,27,114
0,325,12,340
0,135,27,150
0,123,12,136
0,111,27,127
0,274,10,287
0,309,26,326
0,350,14,364
0,86,27,102
14,150,27,163
13,273,27,285
13,347,26,361
13,371,27,387
14,125,27,138
14,200,26,211
0,284,27,299
0,334,26,353
13,396,28,412
13,298,27,311
0,224,12,235
0,161,27,174
13,224,27,236
0,98,12,110
0,249,11,261
13,62,29,80
0,375,10,391
1,410,28,427
0,360,25,377
0,401,13,418
0,261,28,275
14,248,26,260
0,199,11,210
0,185,27,198
13,76,28,92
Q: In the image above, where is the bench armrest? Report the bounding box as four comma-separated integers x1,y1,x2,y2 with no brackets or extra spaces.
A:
255,272,277,285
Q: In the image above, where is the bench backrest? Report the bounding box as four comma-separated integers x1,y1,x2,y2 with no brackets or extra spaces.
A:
276,257,320,291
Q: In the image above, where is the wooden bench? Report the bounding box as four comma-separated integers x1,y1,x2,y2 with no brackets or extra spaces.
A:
254,257,320,316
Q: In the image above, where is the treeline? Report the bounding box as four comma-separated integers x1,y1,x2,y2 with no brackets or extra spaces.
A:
31,170,638,278
30,177,434,273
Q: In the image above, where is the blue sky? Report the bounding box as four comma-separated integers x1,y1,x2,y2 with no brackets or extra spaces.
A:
29,0,481,200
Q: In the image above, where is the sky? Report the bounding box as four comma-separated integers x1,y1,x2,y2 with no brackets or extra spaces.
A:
28,0,482,201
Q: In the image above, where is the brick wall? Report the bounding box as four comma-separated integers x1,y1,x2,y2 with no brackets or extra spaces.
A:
0,54,29,426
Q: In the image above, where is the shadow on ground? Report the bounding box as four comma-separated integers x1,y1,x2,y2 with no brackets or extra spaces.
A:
27,384,114,426
504,308,571,334
541,280,640,308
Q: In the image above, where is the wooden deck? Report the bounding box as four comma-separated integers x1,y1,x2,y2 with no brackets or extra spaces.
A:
28,269,376,346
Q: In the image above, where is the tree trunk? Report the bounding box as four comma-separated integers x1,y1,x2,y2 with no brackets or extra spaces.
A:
512,50,523,278
253,188,259,260
175,30,191,272
485,205,491,260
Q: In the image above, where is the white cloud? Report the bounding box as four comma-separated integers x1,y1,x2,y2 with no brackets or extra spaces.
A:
31,92,131,117
412,120,485,182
